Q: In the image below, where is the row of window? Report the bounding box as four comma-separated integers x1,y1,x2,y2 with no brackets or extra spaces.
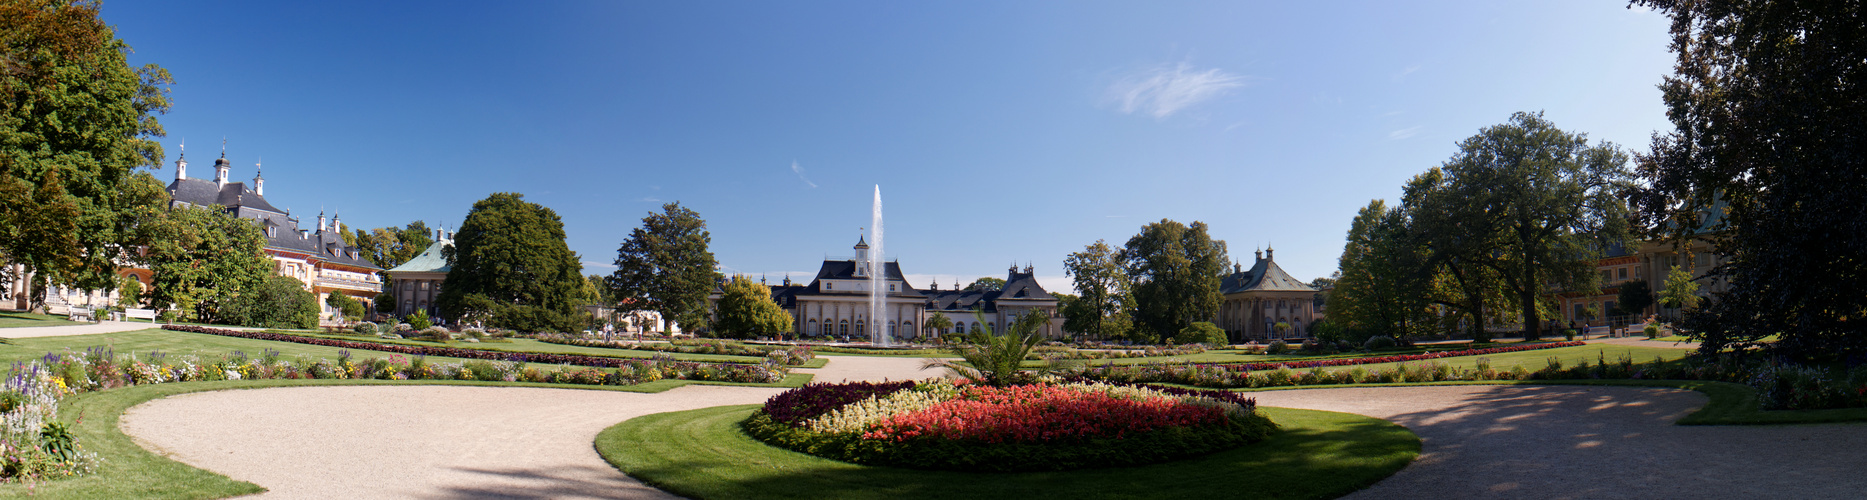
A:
804,319,918,336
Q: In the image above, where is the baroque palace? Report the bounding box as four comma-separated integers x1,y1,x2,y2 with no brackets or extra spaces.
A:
711,238,1064,342
6,147,383,322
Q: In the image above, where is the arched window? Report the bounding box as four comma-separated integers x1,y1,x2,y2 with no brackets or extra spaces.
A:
888,320,897,336
839,320,849,336
855,320,865,336
955,322,966,334
970,323,982,334
902,321,913,335
808,319,818,335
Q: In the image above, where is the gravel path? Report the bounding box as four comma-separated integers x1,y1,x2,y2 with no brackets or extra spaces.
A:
122,355,1867,499
1253,385,1867,499
0,320,167,338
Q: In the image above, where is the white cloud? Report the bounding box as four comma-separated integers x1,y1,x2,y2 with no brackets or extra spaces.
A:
1392,64,1422,82
1107,61,1247,119
639,197,661,202
791,160,817,188
1388,126,1423,140
581,261,616,269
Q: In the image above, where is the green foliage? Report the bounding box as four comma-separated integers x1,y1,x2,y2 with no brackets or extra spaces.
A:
608,202,719,335
1645,323,1661,340
350,220,434,270
1632,0,1867,361
1265,340,1290,355
713,275,794,339
228,275,318,329
1659,265,1700,312
1175,322,1227,346
0,0,173,302
436,193,584,333
1616,280,1655,317
925,311,1056,386
1363,336,1397,351
408,309,432,331
142,205,271,324
923,314,953,338
373,292,395,313
325,293,364,321
1062,239,1133,340
112,273,142,309
965,277,1005,292
1120,220,1226,340
1331,200,1436,342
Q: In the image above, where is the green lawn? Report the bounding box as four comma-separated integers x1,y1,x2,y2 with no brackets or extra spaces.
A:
0,328,798,370
3,375,814,499
277,330,806,364
0,311,84,328
598,404,1419,500
1333,344,1691,373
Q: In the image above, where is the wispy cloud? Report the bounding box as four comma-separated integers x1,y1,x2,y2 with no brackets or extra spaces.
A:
1106,61,1247,119
1388,126,1423,140
791,160,817,188
1391,64,1422,82
1105,215,1127,218
638,197,661,202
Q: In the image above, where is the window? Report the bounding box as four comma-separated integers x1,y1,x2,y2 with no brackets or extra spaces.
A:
889,284,896,292
1635,266,1643,278
955,323,965,334
1601,270,1612,283
808,319,818,335
825,283,832,290
839,320,849,335
1618,268,1628,280
855,320,865,336
1697,254,1710,268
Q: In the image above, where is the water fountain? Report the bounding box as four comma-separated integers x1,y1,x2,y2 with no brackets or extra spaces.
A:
869,185,888,346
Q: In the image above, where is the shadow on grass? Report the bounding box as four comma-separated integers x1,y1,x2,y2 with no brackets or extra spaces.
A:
600,405,1419,500
426,464,669,499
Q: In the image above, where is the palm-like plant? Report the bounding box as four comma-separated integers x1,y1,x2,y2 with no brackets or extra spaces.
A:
923,310,1057,386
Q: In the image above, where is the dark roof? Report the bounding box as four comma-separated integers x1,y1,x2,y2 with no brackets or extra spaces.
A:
166,176,380,271
996,270,1054,301
166,178,283,214
812,260,910,282
1221,257,1314,294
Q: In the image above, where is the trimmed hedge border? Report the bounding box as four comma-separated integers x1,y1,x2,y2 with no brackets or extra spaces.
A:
1206,341,1587,372
160,325,786,372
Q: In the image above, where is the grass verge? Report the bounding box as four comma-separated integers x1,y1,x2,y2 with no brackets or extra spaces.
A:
1222,379,1867,426
2,374,814,499
597,404,1418,500
0,311,84,328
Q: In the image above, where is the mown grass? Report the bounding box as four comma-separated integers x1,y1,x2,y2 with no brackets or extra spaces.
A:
267,329,827,366
0,328,802,369
5,373,812,499
598,404,1419,500
1225,379,1867,426
0,311,84,328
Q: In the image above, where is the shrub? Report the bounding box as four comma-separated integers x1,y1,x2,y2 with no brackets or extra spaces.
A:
1645,323,1661,339
353,322,379,335
1363,336,1397,350
1564,329,1577,341
1337,340,1357,352
1175,322,1228,347
409,309,434,330
1299,339,1321,353
1266,340,1290,355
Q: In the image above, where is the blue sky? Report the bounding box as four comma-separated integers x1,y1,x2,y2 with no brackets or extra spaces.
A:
105,1,1675,293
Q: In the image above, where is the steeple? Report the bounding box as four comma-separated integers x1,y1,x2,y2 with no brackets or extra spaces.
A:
331,211,342,234
1254,247,1263,262
317,210,327,232
853,234,869,277
253,157,265,195
783,274,792,286
174,143,188,181
213,142,231,188
1266,245,1275,261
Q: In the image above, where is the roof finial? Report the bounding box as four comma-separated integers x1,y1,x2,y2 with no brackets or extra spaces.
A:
178,140,185,159
220,137,226,158
256,156,262,176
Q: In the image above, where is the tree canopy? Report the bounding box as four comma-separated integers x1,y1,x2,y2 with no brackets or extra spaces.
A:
141,205,270,324
1329,200,1435,342
966,277,1005,292
712,275,793,339
1,0,173,304
607,202,718,334
1120,219,1227,341
352,220,434,270
1063,239,1131,340
229,274,319,329
435,193,584,333
1630,0,1866,361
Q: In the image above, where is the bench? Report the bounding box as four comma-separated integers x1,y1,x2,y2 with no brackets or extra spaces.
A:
125,308,157,322
66,306,94,322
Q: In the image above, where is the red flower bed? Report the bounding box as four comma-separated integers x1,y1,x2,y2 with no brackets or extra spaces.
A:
861,385,1226,444
160,325,778,372
1214,341,1587,372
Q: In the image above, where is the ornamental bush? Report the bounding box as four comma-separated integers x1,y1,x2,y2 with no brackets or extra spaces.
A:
1363,336,1397,350
353,322,379,335
744,379,1277,472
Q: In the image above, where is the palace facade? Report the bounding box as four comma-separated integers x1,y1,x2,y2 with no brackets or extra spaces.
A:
710,238,1062,342
1214,247,1319,340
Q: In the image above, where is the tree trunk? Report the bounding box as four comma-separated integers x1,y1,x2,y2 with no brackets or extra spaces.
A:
1520,286,1540,340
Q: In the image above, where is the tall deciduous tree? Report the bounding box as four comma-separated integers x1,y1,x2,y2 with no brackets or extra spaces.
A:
436,193,584,333
1630,0,1866,360
713,275,793,339
608,202,718,334
1,0,173,304
352,221,434,270
1616,280,1655,318
230,275,319,329
1658,265,1699,317
141,205,270,324
1063,239,1131,340
1330,200,1435,341
1432,112,1634,340
1120,219,1227,341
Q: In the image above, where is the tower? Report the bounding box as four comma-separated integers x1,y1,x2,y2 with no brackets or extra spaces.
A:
213,148,231,188
853,235,869,277
318,210,327,232
174,144,188,181
253,158,265,196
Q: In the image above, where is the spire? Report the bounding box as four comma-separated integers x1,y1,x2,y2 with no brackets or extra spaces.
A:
253,157,265,195
854,234,868,249
318,210,327,232
213,140,231,188
783,274,792,286
1254,247,1263,262
1266,245,1275,261
174,142,188,181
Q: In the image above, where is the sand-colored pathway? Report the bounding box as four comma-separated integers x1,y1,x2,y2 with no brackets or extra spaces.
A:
123,355,1867,499
0,319,168,338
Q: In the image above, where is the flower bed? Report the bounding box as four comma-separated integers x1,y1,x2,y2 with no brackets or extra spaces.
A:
741,379,1277,472
161,325,792,376
531,335,814,366
1208,341,1586,372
